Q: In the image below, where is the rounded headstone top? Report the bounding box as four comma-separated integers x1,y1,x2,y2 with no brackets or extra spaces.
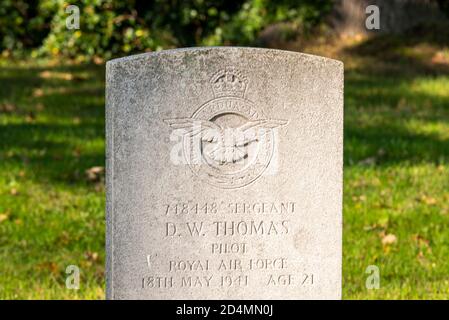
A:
106,46,343,69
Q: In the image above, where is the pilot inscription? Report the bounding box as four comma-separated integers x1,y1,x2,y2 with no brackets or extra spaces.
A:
165,67,288,189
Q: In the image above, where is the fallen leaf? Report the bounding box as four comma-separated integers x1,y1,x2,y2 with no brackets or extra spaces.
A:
0,103,16,113
33,88,44,97
412,234,429,245
85,251,99,262
358,149,386,166
39,70,51,78
381,233,397,246
85,166,104,182
418,194,437,205
352,195,367,202
432,50,449,65
363,224,380,231
39,71,74,81
61,73,73,81
0,213,9,223
93,56,104,65
25,112,36,123
358,156,376,166
37,262,59,275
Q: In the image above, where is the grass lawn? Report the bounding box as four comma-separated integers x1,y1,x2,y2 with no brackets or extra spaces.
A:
0,62,105,299
1,32,449,299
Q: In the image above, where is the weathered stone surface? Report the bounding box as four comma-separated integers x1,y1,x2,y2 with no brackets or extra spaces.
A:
106,47,343,299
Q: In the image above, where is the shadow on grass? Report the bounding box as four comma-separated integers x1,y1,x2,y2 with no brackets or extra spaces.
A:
0,63,105,187
344,72,449,166
344,23,449,76
0,122,104,185
341,23,449,167
345,121,449,166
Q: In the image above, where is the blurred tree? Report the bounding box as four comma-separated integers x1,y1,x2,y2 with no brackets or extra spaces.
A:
331,0,448,35
0,0,54,52
437,0,449,17
0,0,333,60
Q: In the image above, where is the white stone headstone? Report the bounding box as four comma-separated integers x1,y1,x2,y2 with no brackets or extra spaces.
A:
106,47,343,299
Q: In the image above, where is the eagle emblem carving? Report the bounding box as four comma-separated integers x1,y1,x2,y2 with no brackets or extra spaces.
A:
164,118,287,165
164,67,288,189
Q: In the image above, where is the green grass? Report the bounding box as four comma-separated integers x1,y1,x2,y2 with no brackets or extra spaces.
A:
340,31,449,298
343,71,449,299
1,35,449,299
0,62,105,299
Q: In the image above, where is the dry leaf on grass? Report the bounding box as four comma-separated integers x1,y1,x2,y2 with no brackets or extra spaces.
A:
25,112,36,123
432,51,449,66
37,262,59,275
39,70,52,79
33,88,44,97
352,195,367,202
381,233,397,246
85,166,104,182
358,148,386,166
417,194,437,205
0,103,16,113
39,71,73,81
358,156,376,166
72,117,81,125
0,213,9,223
39,70,88,81
93,56,104,65
85,251,99,262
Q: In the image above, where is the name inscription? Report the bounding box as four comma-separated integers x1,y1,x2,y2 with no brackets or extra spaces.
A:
140,200,314,290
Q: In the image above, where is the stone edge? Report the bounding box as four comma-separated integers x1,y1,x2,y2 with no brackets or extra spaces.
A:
105,46,344,69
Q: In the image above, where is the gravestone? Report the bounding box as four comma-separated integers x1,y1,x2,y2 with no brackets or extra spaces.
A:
106,47,343,299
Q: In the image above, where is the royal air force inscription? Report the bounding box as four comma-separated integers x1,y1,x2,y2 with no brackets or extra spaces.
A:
106,47,343,299
144,200,307,290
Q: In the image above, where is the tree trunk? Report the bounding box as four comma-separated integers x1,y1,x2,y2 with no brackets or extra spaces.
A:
331,0,447,35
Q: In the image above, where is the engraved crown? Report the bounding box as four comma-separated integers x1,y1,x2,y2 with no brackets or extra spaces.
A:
210,68,247,98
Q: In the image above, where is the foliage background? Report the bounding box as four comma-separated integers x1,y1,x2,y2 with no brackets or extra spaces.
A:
0,0,332,61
